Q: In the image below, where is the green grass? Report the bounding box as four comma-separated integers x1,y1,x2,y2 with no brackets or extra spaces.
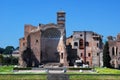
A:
69,74,120,80
0,74,120,80
0,74,47,80
95,67,120,74
68,67,120,80
0,66,120,80
0,66,13,74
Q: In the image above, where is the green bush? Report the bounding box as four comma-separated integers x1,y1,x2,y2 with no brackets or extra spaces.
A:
13,67,32,70
68,67,92,70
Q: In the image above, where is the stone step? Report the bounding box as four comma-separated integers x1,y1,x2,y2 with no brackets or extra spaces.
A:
44,63,60,68
47,73,69,80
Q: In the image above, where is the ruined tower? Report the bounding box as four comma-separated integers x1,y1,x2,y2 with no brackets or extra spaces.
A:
57,11,65,27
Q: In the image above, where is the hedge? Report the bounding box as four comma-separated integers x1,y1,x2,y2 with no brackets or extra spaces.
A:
68,67,92,70
13,67,32,70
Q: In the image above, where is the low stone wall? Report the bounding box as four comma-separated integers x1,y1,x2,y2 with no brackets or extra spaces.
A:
13,67,67,73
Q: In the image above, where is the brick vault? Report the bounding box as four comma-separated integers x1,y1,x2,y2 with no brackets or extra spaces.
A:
19,11,68,67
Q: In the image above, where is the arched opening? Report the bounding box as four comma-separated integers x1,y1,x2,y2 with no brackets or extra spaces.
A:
74,42,78,46
88,53,91,57
86,61,89,65
79,39,84,49
81,53,83,57
112,47,114,56
61,53,63,59
41,28,61,63
116,47,118,56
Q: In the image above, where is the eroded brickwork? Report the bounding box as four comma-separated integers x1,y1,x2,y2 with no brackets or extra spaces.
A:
66,31,103,67
108,34,120,68
19,11,68,67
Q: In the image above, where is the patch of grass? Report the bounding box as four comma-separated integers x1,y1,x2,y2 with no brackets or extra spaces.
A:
68,67,120,79
95,67,120,74
0,74,47,80
0,66,13,73
0,66,120,80
69,74,120,80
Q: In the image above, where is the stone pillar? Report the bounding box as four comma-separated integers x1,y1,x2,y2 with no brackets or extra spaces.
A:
57,35,68,66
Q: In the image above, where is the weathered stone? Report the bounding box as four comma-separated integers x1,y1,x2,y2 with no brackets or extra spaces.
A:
66,31,103,67
19,11,68,67
108,33,120,68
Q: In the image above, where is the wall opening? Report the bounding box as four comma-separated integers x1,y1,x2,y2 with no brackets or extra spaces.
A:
41,28,61,63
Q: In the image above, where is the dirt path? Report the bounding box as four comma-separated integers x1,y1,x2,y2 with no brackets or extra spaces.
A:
47,73,69,80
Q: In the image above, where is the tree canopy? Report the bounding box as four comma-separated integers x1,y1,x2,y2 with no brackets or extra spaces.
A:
103,41,112,68
3,46,15,54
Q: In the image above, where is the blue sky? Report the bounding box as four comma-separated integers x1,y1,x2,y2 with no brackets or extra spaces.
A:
0,0,120,48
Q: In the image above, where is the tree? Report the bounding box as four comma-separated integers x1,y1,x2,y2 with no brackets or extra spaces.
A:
103,41,112,68
0,47,5,54
3,46,14,54
15,47,19,50
22,47,39,67
10,56,18,65
0,54,3,65
0,46,18,65
66,43,78,66
3,57,11,66
22,47,33,67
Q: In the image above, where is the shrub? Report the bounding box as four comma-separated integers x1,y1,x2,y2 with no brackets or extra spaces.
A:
68,67,92,70
13,67,32,70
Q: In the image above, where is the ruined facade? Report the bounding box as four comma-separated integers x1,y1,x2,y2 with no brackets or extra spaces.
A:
66,31,103,67
108,34,120,68
19,11,68,67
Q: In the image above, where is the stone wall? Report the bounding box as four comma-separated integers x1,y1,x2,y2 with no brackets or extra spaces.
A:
66,31,103,67
108,34,120,68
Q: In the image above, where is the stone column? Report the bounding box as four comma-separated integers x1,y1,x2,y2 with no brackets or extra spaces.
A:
57,35,68,66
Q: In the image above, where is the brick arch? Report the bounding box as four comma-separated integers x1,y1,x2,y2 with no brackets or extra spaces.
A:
41,28,61,63
79,39,84,49
42,28,61,38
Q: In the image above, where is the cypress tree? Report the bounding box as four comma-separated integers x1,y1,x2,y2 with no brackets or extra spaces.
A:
103,41,111,68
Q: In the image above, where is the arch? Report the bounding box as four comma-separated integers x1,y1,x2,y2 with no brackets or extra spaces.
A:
116,47,118,55
112,47,114,56
74,42,78,46
42,28,61,38
61,53,63,59
88,53,91,57
79,39,84,49
81,53,83,57
86,61,89,65
41,28,61,63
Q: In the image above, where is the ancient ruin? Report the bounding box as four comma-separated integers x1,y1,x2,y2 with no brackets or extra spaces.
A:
108,34,120,68
19,11,68,67
66,31,103,67
19,11,104,68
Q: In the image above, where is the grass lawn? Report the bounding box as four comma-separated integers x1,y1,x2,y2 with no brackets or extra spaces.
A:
0,74,47,80
0,66,120,80
95,67,120,74
0,65,13,74
0,74,120,80
68,67,120,80
69,74,120,80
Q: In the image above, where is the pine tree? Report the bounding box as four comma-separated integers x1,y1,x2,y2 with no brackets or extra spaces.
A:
103,41,111,68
